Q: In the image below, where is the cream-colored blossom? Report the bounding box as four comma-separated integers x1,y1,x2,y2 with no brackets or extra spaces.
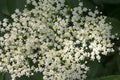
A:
0,0,115,80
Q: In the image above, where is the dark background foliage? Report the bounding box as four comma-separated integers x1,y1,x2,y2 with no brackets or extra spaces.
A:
0,0,120,80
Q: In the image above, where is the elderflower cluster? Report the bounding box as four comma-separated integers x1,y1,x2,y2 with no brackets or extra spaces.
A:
0,0,115,80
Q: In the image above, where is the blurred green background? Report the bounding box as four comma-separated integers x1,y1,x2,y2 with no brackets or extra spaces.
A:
0,0,120,80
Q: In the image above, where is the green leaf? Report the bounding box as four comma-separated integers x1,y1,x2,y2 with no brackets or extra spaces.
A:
116,54,120,72
65,0,79,8
0,0,10,15
16,0,26,11
92,0,120,4
86,61,104,79
81,0,95,10
30,72,43,80
6,0,26,14
7,0,16,14
0,0,26,15
106,17,120,36
3,73,11,80
92,75,120,80
0,14,4,20
109,8,120,20
0,73,11,80
0,72,5,80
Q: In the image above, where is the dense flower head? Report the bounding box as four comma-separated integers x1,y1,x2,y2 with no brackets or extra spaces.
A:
0,0,115,80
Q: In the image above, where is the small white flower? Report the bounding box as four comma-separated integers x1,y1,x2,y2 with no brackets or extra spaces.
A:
0,0,115,80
